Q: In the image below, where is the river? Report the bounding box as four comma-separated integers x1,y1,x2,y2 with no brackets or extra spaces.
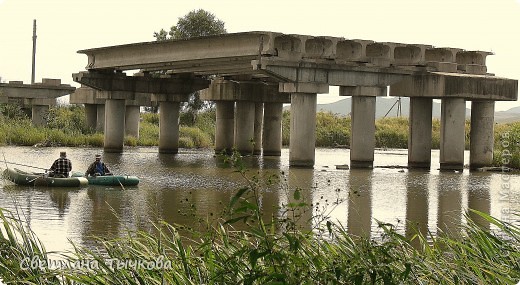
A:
0,146,518,255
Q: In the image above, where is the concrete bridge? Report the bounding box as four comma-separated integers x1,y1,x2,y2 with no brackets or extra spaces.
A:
0,79,75,126
72,31,518,170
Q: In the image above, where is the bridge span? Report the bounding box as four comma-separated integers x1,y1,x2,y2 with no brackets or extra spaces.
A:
71,31,518,170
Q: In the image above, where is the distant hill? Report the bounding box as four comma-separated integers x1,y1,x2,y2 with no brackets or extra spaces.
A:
314,97,520,123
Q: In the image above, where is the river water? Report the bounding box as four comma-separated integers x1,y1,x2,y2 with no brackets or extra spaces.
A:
0,146,518,254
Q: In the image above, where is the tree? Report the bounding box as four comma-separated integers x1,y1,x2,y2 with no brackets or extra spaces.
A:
154,9,226,40
151,9,227,123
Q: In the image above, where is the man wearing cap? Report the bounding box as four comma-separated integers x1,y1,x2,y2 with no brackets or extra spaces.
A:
49,151,73,178
85,154,112,177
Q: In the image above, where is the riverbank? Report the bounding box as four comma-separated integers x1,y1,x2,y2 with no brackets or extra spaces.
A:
0,104,518,168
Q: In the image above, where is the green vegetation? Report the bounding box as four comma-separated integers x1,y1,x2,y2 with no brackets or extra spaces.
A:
0,157,519,283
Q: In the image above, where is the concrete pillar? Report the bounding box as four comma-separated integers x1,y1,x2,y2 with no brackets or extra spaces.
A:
408,98,433,168
234,101,255,155
350,96,376,168
253,103,264,155
215,101,235,154
470,101,495,169
289,93,317,167
159,101,180,154
262,102,283,156
31,105,49,126
440,98,466,171
104,99,126,153
96,104,105,132
84,104,97,130
125,105,140,138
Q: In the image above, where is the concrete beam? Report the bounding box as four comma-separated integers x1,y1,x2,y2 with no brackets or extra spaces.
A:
200,78,290,103
78,32,279,71
390,72,518,101
0,79,75,99
72,71,209,94
339,86,387,97
255,57,409,86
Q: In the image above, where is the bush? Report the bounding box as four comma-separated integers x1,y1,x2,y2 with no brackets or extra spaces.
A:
180,126,212,148
179,137,195,148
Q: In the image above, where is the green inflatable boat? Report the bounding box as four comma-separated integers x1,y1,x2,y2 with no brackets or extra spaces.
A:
71,172,139,186
3,167,88,187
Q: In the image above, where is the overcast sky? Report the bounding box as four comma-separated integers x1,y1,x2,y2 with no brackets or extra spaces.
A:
0,0,518,110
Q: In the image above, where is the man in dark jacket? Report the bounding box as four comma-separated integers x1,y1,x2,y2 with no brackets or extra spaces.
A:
49,151,72,178
85,154,112,177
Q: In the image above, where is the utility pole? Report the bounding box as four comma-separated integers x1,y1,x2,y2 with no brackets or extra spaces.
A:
31,19,37,84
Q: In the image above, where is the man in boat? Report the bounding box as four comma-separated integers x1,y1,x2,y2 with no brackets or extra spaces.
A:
85,154,112,177
49,151,73,178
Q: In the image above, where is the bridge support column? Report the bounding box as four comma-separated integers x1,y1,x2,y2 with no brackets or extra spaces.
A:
104,99,126,153
96,104,105,132
289,93,317,167
125,105,140,138
235,101,255,155
31,105,49,126
84,104,97,130
350,96,376,168
408,98,433,168
440,98,466,171
253,103,263,155
159,101,180,154
470,101,495,169
262,102,283,156
215,101,235,154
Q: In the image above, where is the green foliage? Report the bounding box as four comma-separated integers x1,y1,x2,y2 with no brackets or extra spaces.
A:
0,103,29,120
316,111,351,147
46,105,91,134
141,112,159,125
493,122,520,168
180,126,212,148
154,9,227,40
375,117,409,149
0,209,60,284
282,110,291,146
179,137,195,148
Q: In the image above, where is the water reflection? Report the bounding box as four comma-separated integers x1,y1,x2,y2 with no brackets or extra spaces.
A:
347,169,372,238
437,173,464,238
48,189,71,217
285,168,314,232
467,173,491,230
0,146,518,254
405,170,429,248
